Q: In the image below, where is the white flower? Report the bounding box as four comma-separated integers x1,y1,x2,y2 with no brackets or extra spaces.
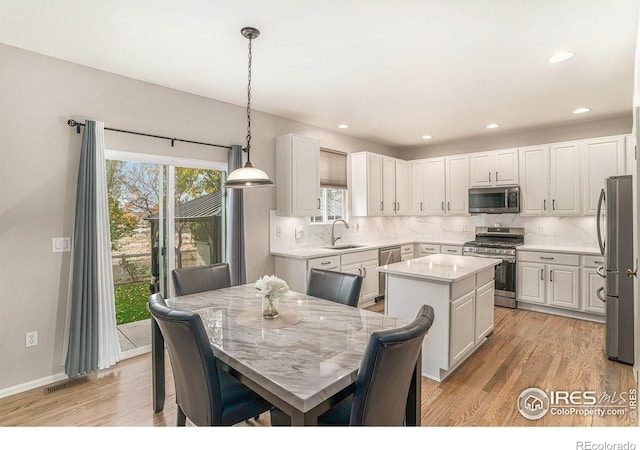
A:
255,275,289,298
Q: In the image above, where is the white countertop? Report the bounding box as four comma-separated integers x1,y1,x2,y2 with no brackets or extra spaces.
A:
518,244,601,255
376,254,501,283
270,239,467,259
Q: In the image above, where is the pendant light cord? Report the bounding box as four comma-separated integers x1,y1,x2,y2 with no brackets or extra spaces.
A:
245,33,253,165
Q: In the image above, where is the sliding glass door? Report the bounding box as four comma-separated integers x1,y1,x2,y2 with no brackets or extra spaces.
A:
105,151,226,343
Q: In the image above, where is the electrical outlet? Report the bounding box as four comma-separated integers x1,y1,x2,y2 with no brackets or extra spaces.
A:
275,227,282,238
538,226,545,235
461,224,467,232
26,331,38,348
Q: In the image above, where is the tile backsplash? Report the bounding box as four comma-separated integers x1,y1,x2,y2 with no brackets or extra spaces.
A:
269,210,598,252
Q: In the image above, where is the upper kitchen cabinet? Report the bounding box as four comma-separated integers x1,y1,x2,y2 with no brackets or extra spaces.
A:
411,157,447,215
445,154,469,215
276,134,320,217
469,148,518,187
519,142,580,216
351,152,410,217
580,135,626,215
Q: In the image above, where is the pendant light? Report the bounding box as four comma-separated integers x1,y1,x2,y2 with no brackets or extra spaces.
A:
224,27,274,189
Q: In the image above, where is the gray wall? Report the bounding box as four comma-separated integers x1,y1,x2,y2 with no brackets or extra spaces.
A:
0,44,399,392
400,114,632,160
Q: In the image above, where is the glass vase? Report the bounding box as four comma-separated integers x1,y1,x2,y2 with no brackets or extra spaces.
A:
262,294,279,319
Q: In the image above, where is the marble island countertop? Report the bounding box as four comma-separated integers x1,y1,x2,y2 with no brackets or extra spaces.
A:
376,254,501,283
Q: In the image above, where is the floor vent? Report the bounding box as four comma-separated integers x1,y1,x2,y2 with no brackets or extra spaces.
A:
44,375,88,394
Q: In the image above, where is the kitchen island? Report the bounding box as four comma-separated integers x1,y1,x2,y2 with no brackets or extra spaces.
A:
377,254,501,382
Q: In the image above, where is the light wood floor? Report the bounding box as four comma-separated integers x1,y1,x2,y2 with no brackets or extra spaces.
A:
0,305,636,427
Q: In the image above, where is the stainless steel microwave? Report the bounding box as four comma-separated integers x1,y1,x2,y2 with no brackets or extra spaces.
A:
468,186,520,214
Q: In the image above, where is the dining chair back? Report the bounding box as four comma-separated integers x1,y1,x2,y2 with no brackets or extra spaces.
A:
148,293,271,426
306,268,363,307
270,304,434,426
172,263,231,296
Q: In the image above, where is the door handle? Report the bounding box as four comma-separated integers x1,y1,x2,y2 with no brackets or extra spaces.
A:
596,266,606,278
596,287,606,302
627,268,638,278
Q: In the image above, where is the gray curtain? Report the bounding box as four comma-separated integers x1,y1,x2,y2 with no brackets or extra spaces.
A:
65,121,100,377
226,145,247,285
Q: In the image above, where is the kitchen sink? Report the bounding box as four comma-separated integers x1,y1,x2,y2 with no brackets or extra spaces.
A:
323,244,367,250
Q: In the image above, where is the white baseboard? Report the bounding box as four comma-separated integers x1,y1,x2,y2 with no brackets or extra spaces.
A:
0,372,68,400
0,346,151,400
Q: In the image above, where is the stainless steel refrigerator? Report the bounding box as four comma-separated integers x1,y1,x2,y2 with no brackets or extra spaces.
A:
596,175,634,365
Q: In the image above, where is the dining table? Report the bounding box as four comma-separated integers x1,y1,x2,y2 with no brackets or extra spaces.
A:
151,283,421,426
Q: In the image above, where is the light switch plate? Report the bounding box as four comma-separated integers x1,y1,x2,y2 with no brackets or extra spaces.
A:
52,237,71,253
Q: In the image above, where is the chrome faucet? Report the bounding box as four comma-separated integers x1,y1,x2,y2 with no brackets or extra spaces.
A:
330,219,349,247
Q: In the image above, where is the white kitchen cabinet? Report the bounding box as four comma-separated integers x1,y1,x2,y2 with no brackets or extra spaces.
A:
275,254,340,293
441,245,462,255
410,160,425,215
519,142,580,216
469,148,518,187
341,249,379,307
449,290,476,367
275,134,320,217
517,251,580,311
416,243,441,256
444,155,469,215
351,152,409,217
581,255,606,315
475,281,494,344
400,244,414,261
424,157,447,215
581,135,626,215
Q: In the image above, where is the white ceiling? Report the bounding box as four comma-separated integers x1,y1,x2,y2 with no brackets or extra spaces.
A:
1,0,638,149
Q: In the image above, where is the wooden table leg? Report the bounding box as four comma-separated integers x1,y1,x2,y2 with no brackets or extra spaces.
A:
151,318,165,413
405,352,421,426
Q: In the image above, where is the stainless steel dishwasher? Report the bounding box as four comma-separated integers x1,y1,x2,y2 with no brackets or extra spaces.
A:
376,246,401,302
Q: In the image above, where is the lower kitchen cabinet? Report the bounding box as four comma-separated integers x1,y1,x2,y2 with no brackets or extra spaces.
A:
449,291,476,367
341,249,379,307
416,243,441,256
516,250,603,321
475,280,494,343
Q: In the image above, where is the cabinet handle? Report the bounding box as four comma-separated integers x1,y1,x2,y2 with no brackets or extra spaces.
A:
363,267,367,277
489,172,491,182
543,199,546,211
397,202,400,211
441,201,445,211
550,269,553,282
447,249,457,253
380,201,384,211
420,202,423,211
552,199,556,210
318,198,321,209
541,268,544,281
594,260,603,265
540,256,554,260
496,171,499,181
321,261,331,265
447,201,450,211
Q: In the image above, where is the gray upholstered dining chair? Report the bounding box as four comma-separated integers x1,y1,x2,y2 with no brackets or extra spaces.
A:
306,268,363,307
148,293,272,426
172,262,231,296
270,304,435,426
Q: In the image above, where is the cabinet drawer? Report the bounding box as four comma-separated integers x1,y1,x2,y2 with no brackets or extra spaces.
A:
441,245,462,255
308,255,340,270
341,249,378,266
581,255,605,268
517,251,579,266
418,243,440,254
401,244,414,254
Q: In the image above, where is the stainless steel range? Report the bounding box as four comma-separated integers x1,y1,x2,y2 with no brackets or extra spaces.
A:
462,226,525,308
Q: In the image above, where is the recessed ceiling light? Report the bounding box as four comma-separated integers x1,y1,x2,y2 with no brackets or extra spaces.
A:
573,107,591,114
547,51,575,63
486,123,499,129
338,124,349,129
421,135,432,140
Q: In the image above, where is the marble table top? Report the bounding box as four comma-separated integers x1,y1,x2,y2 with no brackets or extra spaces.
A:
168,284,408,414
376,254,501,282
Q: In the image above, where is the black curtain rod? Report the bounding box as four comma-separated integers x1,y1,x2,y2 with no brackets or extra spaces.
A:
67,119,232,150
